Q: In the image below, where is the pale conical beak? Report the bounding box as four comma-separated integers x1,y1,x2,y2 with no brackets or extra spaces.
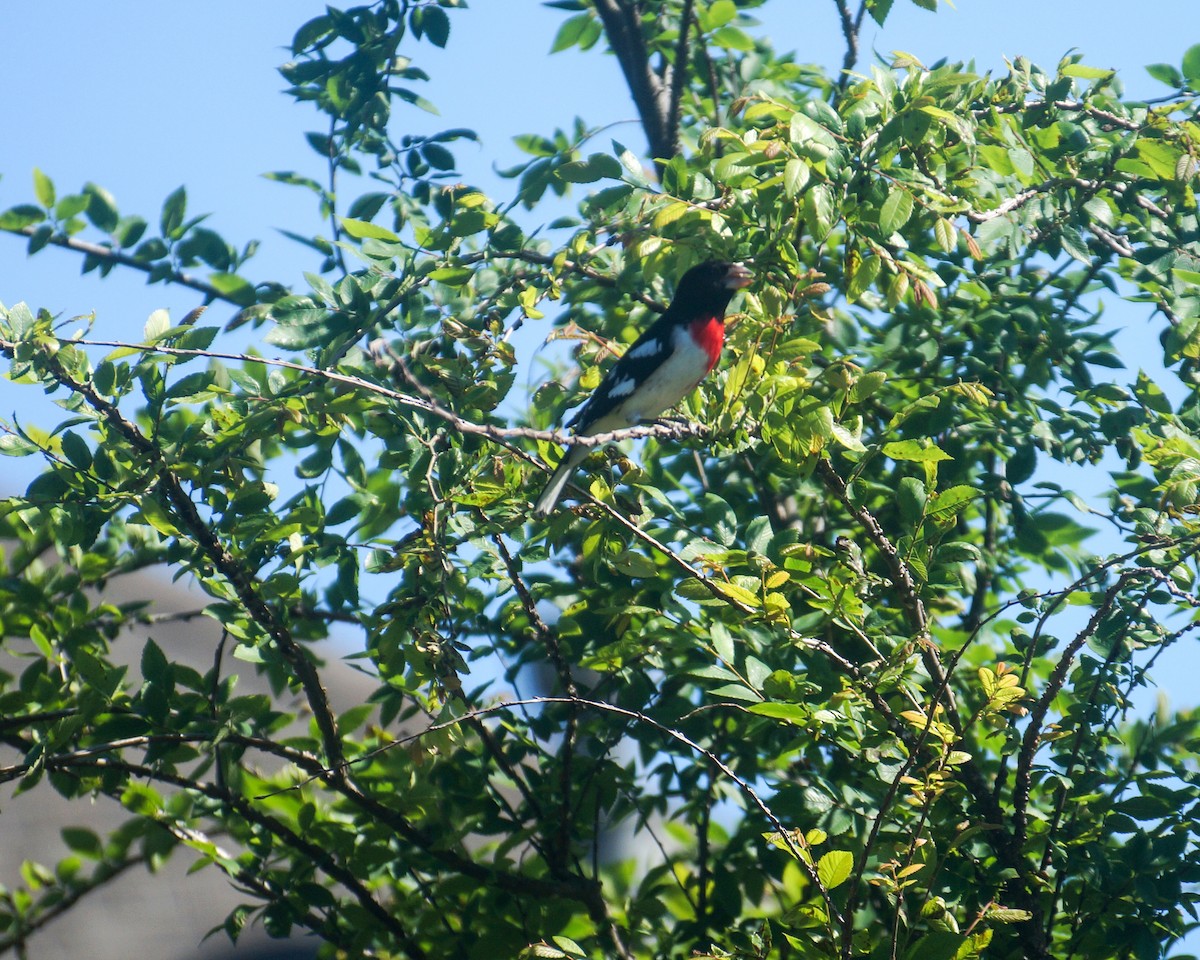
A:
725,263,753,289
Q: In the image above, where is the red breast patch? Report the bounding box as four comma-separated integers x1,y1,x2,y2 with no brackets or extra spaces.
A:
689,315,725,372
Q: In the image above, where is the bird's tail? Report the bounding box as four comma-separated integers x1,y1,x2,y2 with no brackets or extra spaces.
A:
533,445,587,516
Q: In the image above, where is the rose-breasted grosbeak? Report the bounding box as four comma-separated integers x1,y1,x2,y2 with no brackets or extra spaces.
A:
533,260,753,516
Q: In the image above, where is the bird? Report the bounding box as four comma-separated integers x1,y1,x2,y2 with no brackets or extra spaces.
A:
533,259,753,516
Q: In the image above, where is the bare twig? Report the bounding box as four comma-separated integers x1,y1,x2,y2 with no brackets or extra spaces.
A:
1012,572,1142,848
33,335,700,450
3,225,239,304
817,456,1052,958
260,693,841,931
816,457,929,637
324,114,349,277
978,98,1143,132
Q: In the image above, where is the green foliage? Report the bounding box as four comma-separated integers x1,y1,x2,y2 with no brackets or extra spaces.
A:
2,3,1200,959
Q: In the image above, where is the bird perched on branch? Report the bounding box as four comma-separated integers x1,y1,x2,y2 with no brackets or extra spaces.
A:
533,260,753,516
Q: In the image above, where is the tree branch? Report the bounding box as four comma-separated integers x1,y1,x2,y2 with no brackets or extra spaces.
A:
817,456,1052,957
3,225,243,305
0,852,146,955
591,0,675,165
665,0,696,154
833,0,861,88
1012,572,1141,848
0,335,347,776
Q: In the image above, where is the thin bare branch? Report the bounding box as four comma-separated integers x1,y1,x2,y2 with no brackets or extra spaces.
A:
3,225,241,304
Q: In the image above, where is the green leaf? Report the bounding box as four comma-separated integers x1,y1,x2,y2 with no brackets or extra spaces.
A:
1058,226,1090,264
84,182,119,232
0,434,38,457
263,170,324,194
803,183,834,242
711,622,735,663
712,25,754,51
847,254,881,302
1183,43,1200,84
27,222,53,253
339,217,399,241
59,430,92,471
987,908,1033,924
897,476,928,527
747,702,808,725
556,153,623,183
428,266,474,286
121,782,163,816
879,188,914,236
830,421,866,452
708,683,760,702
901,932,962,960
710,580,760,609
551,937,585,958
1146,63,1184,88
138,497,178,537
934,218,955,253
705,0,737,28
1008,147,1035,179
207,273,256,305
1061,63,1113,80
32,168,55,208
113,215,148,248
292,14,333,52
0,203,47,230
160,185,187,238
141,638,170,684
866,0,895,25
165,371,216,401
613,140,651,186
927,485,977,522
789,112,838,152
61,827,103,859
420,6,450,47
144,308,171,341
883,440,953,463
550,12,593,53
817,850,854,889
783,159,810,197
611,551,658,578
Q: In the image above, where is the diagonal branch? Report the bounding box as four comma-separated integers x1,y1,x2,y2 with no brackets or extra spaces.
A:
39,335,705,451
0,335,346,776
0,852,146,954
3,224,243,304
817,456,1051,957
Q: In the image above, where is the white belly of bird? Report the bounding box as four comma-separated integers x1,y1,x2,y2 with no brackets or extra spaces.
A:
591,325,711,431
